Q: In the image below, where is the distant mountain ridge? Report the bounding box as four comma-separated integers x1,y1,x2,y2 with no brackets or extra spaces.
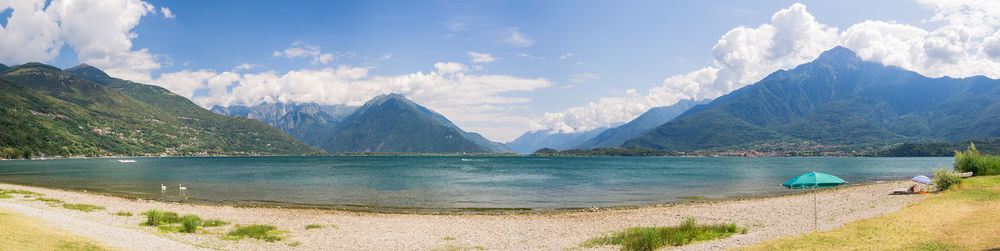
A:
0,62,319,157
319,94,510,153
505,127,609,154
576,99,709,149
626,46,1000,152
211,102,356,146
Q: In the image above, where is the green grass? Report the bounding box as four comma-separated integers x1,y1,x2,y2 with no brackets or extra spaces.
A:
304,224,324,230
181,215,201,233
0,193,11,199
114,211,132,216
287,241,302,247
228,224,283,242
61,203,104,212
584,217,746,250
954,143,1000,176
35,198,63,203
0,189,41,195
203,219,229,227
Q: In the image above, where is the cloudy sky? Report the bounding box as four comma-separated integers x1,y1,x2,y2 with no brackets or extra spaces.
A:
2,0,1000,142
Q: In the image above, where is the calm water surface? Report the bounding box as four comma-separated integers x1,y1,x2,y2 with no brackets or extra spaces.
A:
0,156,951,211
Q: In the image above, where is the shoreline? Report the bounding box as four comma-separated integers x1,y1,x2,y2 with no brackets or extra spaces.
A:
0,180,926,250
0,179,887,215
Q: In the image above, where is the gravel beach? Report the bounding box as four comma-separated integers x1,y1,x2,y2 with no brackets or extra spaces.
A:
0,181,924,250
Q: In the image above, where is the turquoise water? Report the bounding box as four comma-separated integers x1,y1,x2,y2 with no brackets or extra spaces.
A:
0,156,951,211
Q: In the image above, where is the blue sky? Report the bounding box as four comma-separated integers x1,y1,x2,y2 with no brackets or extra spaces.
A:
5,0,1000,142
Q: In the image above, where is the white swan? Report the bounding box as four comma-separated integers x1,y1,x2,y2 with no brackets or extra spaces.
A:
179,184,187,191
160,184,167,191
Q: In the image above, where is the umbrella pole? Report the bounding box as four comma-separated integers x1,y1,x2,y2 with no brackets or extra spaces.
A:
813,187,817,232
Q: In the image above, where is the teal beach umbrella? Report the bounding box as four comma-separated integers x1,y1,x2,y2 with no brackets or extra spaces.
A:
782,172,847,231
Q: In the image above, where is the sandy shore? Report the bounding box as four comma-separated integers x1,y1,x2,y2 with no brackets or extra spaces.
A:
0,181,924,250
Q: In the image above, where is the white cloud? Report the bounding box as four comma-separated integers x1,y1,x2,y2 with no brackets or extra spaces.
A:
379,53,392,60
231,63,261,72
559,53,573,60
467,51,496,63
273,41,337,64
516,53,545,61
505,28,533,48
569,72,599,83
0,0,62,63
53,0,161,83
160,7,173,18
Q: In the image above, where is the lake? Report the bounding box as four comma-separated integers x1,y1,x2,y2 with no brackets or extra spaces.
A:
0,156,951,212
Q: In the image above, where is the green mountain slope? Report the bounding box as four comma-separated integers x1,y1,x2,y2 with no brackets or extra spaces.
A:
626,46,1000,151
0,63,318,157
319,94,504,153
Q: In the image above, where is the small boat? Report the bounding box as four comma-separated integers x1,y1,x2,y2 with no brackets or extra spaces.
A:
118,159,136,163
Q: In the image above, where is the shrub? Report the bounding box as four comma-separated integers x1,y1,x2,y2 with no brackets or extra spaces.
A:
954,143,1000,176
114,211,132,216
145,209,163,226
228,224,282,242
933,168,962,191
160,211,181,224
181,215,201,233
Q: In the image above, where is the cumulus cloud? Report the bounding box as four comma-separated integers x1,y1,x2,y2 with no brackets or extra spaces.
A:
160,7,173,18
273,41,337,64
0,0,62,63
505,28,533,48
558,53,573,60
533,1,1000,133
467,51,496,63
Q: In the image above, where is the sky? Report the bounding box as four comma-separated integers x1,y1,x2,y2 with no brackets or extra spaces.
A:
2,0,1000,142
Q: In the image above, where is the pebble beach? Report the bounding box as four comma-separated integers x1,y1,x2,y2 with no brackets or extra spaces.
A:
0,181,924,250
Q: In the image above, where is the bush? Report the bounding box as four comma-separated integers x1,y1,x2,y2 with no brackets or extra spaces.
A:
954,143,1000,176
145,209,163,226
933,168,962,191
181,215,201,233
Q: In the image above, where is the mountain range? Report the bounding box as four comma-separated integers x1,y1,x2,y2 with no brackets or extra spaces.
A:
211,103,357,146
213,94,511,153
625,46,1000,152
0,63,319,157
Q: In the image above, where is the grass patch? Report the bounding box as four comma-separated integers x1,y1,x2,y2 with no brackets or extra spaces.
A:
114,211,132,216
742,175,1000,250
304,224,324,230
287,241,302,247
584,217,746,250
228,224,283,242
0,194,11,199
203,219,229,227
35,197,63,203
0,208,108,250
62,203,104,212
0,189,41,196
443,236,456,241
157,225,184,233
